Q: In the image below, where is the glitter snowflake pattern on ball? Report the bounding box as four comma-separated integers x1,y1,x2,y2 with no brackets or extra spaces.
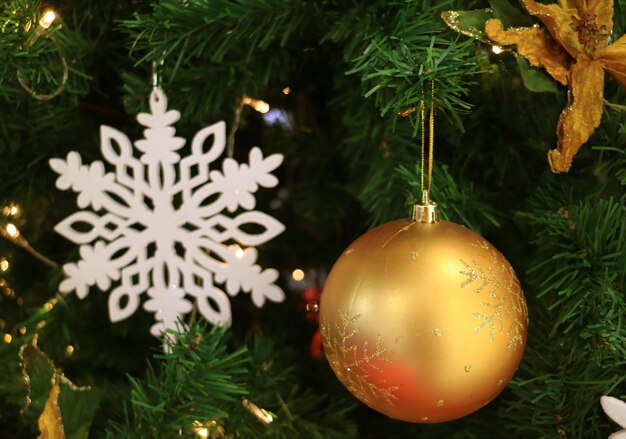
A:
321,311,398,406
50,88,285,338
459,240,526,351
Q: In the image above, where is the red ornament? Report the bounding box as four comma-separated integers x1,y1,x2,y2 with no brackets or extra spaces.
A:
310,330,323,359
299,287,323,358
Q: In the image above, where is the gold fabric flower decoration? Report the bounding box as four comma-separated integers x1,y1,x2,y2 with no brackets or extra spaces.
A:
486,0,626,173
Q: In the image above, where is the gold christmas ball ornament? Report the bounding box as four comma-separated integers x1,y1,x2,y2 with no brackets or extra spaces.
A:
320,197,528,423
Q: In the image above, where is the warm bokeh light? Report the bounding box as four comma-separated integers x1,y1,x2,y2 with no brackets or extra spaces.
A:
491,45,503,54
292,269,305,281
228,244,245,259
43,300,56,312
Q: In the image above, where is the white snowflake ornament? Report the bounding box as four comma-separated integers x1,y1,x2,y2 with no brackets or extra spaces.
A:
602,396,626,439
50,87,286,339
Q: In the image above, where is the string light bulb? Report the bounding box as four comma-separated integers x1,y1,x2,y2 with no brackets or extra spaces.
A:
0,258,8,272
5,223,18,238
242,96,270,114
3,334,12,343
491,45,503,54
43,298,57,312
0,221,57,268
2,204,20,217
192,420,221,438
242,398,273,425
195,427,208,439
39,10,56,29
282,86,291,95
23,8,57,49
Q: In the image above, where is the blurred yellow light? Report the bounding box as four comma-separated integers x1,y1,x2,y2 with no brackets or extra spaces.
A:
228,244,245,259
491,45,503,54
242,96,270,114
5,223,18,237
0,258,8,272
193,420,209,438
282,86,291,95
65,345,75,356
252,100,269,113
39,10,56,29
292,269,305,281
4,334,12,343
18,327,26,335
44,301,54,312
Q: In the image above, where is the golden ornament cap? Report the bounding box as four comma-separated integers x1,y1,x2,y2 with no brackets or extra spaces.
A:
412,190,438,224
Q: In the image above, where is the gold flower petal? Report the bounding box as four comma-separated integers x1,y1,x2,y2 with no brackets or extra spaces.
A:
37,376,65,439
521,0,584,57
557,0,578,8
549,57,605,172
485,19,571,85
598,33,626,88
583,0,614,34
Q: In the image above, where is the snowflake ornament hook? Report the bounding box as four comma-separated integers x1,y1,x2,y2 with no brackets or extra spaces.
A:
50,87,285,345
